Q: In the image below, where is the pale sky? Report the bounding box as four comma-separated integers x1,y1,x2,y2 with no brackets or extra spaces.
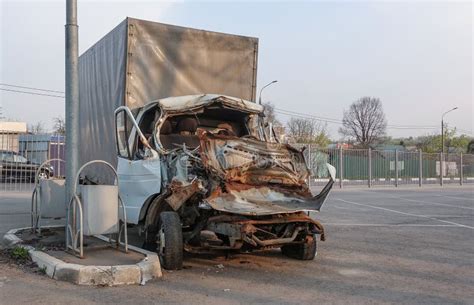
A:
0,0,472,139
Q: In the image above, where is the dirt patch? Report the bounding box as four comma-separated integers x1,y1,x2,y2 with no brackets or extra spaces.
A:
17,227,66,251
0,248,43,275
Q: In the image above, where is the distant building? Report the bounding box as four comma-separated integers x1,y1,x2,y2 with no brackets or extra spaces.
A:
328,142,353,150
19,134,66,176
0,121,28,152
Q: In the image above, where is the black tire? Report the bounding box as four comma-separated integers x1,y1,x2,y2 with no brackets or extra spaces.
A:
281,234,317,260
156,211,183,270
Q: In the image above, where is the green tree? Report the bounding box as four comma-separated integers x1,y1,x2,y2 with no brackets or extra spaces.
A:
416,127,472,153
448,135,471,153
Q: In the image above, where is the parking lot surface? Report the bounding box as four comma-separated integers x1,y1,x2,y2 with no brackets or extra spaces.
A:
1,186,473,304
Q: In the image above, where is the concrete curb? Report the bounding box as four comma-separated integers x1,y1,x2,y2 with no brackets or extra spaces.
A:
2,227,162,286
1,227,26,249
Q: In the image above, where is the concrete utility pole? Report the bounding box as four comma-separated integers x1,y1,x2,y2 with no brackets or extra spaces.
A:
65,0,79,212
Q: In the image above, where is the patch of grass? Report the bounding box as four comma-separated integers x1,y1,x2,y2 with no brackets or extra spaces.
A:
11,246,29,261
38,266,47,275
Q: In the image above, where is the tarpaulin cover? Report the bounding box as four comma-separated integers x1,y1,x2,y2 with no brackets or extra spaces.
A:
78,18,258,182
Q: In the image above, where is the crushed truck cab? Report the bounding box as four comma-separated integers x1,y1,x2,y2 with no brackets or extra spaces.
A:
115,94,335,269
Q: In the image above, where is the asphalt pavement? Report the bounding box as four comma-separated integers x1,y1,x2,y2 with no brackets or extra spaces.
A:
0,186,473,304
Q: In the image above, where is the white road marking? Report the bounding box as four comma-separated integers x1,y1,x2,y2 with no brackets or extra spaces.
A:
418,215,472,218
330,205,353,210
324,223,460,227
359,191,474,210
395,197,474,210
435,195,474,201
338,269,370,276
336,198,474,230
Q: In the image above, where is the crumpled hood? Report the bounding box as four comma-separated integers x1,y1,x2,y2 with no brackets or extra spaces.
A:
198,131,336,215
204,179,334,215
198,131,310,188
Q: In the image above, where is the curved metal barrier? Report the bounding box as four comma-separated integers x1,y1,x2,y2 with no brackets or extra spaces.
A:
66,160,128,258
31,158,66,234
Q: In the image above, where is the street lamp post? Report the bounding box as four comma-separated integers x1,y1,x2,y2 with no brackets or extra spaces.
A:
441,107,458,154
258,80,278,105
440,107,458,183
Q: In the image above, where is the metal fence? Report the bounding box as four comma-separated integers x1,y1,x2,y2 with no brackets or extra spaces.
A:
301,145,474,188
0,131,65,192
1,131,473,192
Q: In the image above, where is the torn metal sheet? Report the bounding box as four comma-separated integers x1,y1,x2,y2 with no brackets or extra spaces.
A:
198,131,310,189
165,179,203,211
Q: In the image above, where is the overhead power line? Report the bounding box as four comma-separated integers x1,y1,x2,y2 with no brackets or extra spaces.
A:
275,108,342,124
275,108,439,130
1,82,470,134
454,128,474,135
0,88,65,98
0,83,65,94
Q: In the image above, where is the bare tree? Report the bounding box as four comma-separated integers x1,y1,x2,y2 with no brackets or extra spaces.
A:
28,121,46,134
53,117,66,135
339,97,387,147
262,102,286,140
262,102,280,126
286,117,329,146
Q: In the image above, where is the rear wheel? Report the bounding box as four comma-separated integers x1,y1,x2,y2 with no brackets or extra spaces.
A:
156,211,183,270
281,234,317,260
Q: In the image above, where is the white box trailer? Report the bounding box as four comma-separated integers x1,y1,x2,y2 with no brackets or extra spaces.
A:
78,17,259,182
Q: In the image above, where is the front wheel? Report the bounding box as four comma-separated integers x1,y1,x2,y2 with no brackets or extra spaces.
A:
156,211,183,270
281,234,317,260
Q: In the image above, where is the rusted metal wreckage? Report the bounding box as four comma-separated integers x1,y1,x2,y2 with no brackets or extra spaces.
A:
114,94,335,269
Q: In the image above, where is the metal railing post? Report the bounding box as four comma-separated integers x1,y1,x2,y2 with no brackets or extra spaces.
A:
395,149,398,187
419,150,423,187
368,148,372,188
307,144,311,188
395,149,399,187
440,152,443,186
339,147,343,189
460,152,463,186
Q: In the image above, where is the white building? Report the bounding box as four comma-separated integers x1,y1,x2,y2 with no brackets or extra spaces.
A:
0,121,28,152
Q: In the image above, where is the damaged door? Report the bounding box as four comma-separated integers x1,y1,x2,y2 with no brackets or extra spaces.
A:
115,106,161,224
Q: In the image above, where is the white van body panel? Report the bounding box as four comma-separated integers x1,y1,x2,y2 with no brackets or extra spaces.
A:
117,156,161,224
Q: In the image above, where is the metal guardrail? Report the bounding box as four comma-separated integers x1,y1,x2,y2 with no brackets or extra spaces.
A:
31,158,66,234
66,160,128,258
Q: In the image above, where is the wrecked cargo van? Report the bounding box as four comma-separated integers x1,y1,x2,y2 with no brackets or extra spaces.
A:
115,94,335,269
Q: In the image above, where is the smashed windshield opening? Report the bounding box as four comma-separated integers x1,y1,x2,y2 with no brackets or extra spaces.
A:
157,106,262,150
